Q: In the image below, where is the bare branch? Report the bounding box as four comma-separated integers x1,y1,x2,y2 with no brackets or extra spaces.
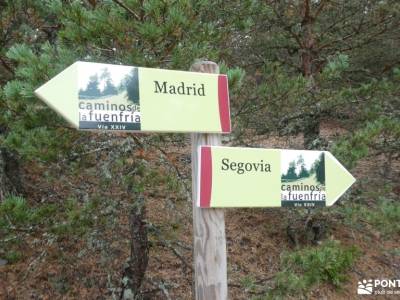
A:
111,0,140,21
314,0,329,20
0,57,14,75
302,0,311,24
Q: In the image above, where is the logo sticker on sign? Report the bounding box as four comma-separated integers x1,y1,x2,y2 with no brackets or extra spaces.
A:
78,64,141,131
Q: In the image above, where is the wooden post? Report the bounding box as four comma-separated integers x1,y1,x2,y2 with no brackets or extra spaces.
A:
190,61,228,300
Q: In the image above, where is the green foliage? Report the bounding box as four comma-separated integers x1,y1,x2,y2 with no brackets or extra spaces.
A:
333,116,400,169
0,195,101,243
1,0,223,162
1,125,77,161
0,196,56,229
264,272,306,300
240,275,257,293
388,248,400,256
365,199,400,237
219,62,246,92
0,196,32,227
322,54,350,80
0,196,57,263
5,250,23,264
224,0,400,152
339,197,400,238
51,198,97,237
284,241,358,286
0,1,399,297
1,41,78,160
265,241,359,298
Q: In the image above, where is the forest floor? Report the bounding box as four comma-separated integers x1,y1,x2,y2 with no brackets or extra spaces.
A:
0,120,399,300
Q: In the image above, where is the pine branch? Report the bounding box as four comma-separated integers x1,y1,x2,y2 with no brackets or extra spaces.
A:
271,4,304,48
111,0,140,21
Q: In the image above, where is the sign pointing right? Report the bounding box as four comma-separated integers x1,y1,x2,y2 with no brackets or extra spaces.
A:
197,146,356,208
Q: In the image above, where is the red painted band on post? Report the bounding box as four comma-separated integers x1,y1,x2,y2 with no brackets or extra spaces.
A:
200,146,212,208
218,75,231,133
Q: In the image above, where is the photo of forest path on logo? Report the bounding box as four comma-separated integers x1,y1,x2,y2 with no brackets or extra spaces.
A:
281,150,326,207
78,63,140,131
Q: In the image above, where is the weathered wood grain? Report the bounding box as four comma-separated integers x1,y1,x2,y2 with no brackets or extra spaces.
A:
190,61,228,300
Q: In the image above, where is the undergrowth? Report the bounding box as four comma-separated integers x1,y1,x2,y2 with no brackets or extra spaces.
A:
0,195,101,263
256,240,359,299
339,196,400,237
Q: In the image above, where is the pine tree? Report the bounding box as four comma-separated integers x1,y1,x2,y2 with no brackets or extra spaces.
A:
102,79,118,96
0,0,232,161
296,155,309,178
0,3,245,297
226,0,400,156
283,161,298,181
125,68,139,104
82,74,101,98
100,68,118,96
315,153,325,185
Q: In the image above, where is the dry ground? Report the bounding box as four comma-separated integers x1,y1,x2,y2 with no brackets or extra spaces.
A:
0,120,399,299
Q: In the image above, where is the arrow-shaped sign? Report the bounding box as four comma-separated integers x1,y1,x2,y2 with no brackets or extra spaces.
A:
197,146,355,208
35,61,230,133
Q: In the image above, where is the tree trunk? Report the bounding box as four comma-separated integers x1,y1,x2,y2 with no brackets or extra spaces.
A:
300,0,321,149
120,194,148,300
303,115,320,150
300,0,315,78
0,124,23,202
0,147,23,202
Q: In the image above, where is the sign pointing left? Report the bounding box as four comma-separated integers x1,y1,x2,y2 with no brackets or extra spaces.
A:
35,61,231,133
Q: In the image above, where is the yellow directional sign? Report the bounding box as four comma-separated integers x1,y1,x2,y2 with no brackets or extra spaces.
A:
35,62,231,133
197,146,355,208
